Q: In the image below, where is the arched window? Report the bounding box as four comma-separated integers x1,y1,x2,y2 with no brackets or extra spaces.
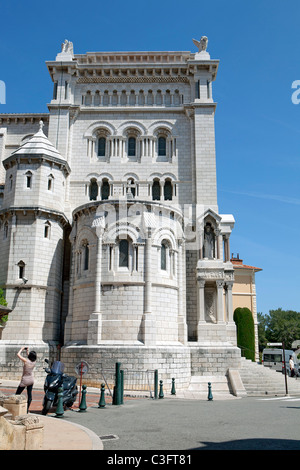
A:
121,90,127,106
128,137,136,157
161,242,167,270
147,90,153,105
156,90,162,105
98,137,106,157
44,221,51,239
158,137,166,156
112,90,118,106
101,179,110,200
18,260,25,279
89,178,98,201
129,90,136,106
164,179,173,200
152,179,161,200
84,244,89,270
85,91,92,106
25,171,32,189
138,90,145,105
103,91,109,106
48,174,54,191
119,239,129,268
165,90,171,106
94,91,100,106
174,90,181,105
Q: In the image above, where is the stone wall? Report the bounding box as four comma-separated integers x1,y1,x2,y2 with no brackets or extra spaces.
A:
0,343,57,383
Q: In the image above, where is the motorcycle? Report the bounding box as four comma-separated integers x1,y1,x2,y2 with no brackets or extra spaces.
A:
42,359,78,415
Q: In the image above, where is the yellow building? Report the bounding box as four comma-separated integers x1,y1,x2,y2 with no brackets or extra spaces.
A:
231,254,262,361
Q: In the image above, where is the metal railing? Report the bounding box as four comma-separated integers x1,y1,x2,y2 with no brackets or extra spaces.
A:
99,365,158,399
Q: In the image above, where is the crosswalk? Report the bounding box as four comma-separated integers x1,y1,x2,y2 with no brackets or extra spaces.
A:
257,396,300,401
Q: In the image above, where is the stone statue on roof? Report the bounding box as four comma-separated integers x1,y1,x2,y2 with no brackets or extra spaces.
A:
61,40,73,54
193,36,208,52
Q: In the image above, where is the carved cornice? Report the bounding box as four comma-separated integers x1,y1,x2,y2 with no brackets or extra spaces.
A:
0,206,70,227
77,76,190,84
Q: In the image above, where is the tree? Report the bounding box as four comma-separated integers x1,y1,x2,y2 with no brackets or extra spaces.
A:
0,289,7,307
234,307,255,361
258,308,300,350
257,312,268,351
0,288,8,326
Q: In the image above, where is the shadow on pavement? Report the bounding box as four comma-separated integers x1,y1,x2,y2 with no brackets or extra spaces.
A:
191,438,300,450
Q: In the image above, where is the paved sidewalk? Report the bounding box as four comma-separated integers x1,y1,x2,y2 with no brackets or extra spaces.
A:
37,414,103,450
0,379,237,450
2,378,300,451
0,380,104,450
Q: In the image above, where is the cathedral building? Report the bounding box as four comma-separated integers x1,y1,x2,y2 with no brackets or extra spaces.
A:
0,39,259,390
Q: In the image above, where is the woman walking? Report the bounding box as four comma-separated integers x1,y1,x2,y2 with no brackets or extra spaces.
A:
16,346,37,412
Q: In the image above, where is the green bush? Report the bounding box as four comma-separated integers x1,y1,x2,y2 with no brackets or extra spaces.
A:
0,289,8,326
234,307,255,361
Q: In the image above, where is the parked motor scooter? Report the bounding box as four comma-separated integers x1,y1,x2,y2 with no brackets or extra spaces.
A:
42,359,78,415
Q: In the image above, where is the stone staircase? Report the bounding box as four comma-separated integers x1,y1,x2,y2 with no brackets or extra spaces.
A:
188,375,232,395
186,359,300,398
238,357,300,396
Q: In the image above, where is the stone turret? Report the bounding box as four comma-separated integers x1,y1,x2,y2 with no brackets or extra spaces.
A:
0,121,70,344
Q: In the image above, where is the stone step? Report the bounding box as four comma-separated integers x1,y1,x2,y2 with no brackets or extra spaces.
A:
238,358,300,396
188,375,230,393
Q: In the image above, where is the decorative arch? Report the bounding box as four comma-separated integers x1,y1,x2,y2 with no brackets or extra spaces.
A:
104,222,141,246
83,121,116,139
152,227,178,251
117,121,146,137
148,120,174,136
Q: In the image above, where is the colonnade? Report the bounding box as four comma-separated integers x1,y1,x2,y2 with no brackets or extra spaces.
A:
83,89,183,107
87,135,177,161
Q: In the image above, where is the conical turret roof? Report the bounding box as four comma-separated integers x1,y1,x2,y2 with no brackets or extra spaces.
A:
11,120,62,159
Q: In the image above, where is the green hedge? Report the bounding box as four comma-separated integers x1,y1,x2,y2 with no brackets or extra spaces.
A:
233,307,255,361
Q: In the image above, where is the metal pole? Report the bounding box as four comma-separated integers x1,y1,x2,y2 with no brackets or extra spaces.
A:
78,361,83,407
113,362,121,405
154,369,158,399
120,369,124,405
282,342,288,396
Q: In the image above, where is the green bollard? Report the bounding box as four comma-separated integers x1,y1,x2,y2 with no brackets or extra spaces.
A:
98,383,106,408
120,370,124,405
171,378,176,395
79,384,87,411
55,387,64,417
159,380,164,399
154,370,158,399
113,362,122,405
208,382,213,401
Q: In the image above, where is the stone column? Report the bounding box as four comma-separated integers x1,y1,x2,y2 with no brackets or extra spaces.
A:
197,279,206,323
215,229,222,260
223,235,230,262
178,241,187,344
216,280,225,323
64,240,75,343
226,281,234,322
87,231,103,345
142,233,156,345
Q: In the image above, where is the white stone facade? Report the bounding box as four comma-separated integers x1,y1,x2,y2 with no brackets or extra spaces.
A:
0,39,243,387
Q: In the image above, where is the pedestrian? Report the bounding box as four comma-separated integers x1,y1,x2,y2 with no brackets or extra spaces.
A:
15,346,37,412
289,355,295,377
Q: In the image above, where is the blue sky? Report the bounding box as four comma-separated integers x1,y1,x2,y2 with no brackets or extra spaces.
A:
0,0,300,315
